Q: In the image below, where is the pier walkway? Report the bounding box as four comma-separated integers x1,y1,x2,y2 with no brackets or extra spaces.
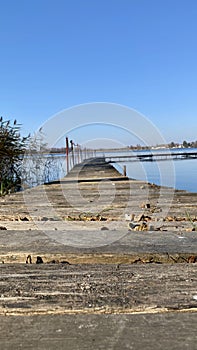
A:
0,158,197,349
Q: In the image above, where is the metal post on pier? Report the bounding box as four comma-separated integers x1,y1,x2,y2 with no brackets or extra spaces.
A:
66,137,69,173
70,140,75,166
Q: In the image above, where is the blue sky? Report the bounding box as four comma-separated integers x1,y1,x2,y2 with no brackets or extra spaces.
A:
0,0,197,146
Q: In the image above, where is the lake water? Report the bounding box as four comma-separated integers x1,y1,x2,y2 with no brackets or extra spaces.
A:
97,148,197,193
114,158,197,193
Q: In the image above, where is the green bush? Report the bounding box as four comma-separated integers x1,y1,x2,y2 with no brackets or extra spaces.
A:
0,117,29,195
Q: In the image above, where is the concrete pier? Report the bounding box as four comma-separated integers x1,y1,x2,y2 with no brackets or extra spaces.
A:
0,158,196,349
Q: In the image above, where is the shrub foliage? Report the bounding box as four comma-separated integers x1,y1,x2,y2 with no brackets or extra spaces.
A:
0,117,29,194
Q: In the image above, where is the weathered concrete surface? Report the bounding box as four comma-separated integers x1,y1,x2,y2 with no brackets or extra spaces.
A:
0,312,197,350
0,159,196,263
0,230,197,264
0,158,196,348
0,264,197,315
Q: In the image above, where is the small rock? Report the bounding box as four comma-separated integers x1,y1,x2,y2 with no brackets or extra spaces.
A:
128,222,140,230
186,228,194,232
165,216,175,222
99,216,107,221
56,329,62,333
140,203,151,209
188,256,197,263
0,226,7,230
125,214,131,221
145,203,151,209
20,216,30,221
36,256,44,264
125,213,135,221
101,226,109,230
136,214,152,222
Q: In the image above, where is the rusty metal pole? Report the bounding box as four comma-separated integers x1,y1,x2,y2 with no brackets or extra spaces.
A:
66,137,69,173
123,165,127,177
70,140,74,167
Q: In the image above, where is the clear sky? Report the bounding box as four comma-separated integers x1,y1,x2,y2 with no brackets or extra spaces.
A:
0,0,197,146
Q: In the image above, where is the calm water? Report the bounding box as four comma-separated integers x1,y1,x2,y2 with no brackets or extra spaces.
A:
108,149,197,193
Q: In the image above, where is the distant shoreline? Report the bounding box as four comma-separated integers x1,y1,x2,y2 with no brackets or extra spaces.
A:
48,146,197,154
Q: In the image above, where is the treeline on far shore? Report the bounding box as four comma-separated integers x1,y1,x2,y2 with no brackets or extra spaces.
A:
47,140,197,153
